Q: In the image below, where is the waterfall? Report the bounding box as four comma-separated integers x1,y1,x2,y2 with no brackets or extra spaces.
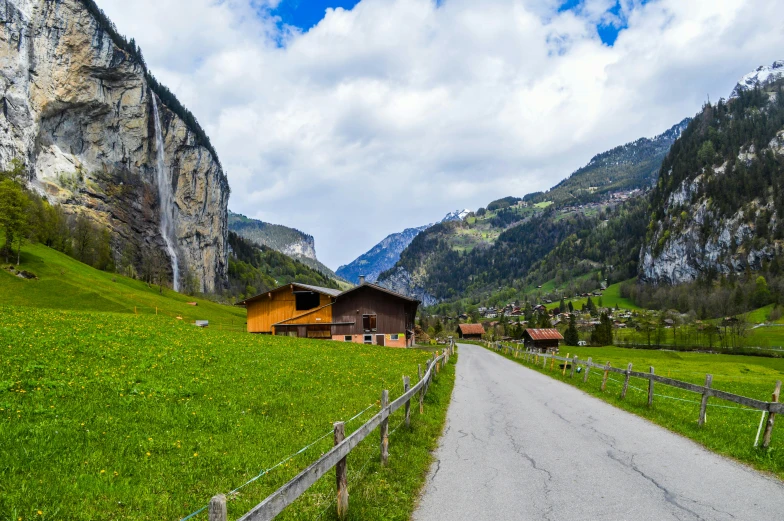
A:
151,95,180,292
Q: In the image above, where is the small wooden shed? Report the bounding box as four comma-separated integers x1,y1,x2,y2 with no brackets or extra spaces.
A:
458,323,485,340
523,328,563,353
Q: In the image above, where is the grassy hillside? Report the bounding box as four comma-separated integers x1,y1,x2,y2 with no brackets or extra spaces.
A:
0,306,454,520
490,344,784,479
0,242,246,326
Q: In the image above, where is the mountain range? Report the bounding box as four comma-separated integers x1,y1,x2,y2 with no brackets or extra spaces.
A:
336,209,471,285
370,62,784,307
2,0,780,313
372,116,694,304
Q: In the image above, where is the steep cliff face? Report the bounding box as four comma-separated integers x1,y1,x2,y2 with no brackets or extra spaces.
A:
640,66,784,285
0,0,229,292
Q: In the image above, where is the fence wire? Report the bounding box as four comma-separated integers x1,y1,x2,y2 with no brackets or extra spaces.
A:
178,402,379,521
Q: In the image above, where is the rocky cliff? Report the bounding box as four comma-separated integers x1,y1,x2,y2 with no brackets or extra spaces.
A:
640,63,784,284
0,0,229,292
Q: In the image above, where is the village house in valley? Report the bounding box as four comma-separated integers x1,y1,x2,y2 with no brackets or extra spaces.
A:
237,279,419,347
522,328,563,353
457,323,486,340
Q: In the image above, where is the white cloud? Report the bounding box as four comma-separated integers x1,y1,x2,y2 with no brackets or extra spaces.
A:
96,0,784,268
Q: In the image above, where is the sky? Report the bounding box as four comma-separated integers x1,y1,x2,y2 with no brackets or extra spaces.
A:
95,0,784,269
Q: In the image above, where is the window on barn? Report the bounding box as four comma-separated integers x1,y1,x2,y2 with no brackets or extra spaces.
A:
344,335,353,342
390,334,399,341
362,314,377,332
295,292,320,311
364,335,373,344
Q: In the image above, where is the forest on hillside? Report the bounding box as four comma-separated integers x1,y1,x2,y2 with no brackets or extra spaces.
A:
226,232,338,300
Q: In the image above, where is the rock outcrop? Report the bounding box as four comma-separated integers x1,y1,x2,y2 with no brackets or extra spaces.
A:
375,265,438,306
640,65,784,285
0,0,229,292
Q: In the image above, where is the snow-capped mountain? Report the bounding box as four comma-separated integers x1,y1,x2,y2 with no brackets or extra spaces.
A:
336,210,472,284
730,60,784,99
441,209,471,222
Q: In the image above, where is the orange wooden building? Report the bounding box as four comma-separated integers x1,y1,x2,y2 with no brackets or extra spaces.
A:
237,282,419,347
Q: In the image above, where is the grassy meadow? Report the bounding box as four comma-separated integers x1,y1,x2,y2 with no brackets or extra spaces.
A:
544,281,641,311
0,242,246,326
0,306,455,520
489,344,784,479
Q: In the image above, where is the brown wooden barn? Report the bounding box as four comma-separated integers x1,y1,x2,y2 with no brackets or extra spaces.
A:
237,282,419,347
523,328,563,353
457,323,485,340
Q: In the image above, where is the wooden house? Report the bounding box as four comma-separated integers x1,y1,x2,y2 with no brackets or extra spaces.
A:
458,323,485,340
237,282,419,347
523,328,563,353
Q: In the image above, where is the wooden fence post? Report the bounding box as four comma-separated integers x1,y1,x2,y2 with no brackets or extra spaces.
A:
208,494,227,521
601,362,611,391
762,380,782,449
583,357,592,383
621,363,632,399
543,353,548,369
562,353,570,376
648,366,655,407
698,374,713,427
403,376,411,428
418,365,424,414
433,353,438,376
380,390,389,465
334,422,348,519
550,353,555,371
535,353,539,365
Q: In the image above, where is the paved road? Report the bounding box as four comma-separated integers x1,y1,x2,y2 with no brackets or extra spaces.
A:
413,343,784,521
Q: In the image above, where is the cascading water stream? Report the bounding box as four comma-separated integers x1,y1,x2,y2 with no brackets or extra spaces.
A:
151,95,180,291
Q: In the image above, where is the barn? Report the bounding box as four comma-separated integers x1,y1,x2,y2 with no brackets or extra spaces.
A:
523,328,563,353
237,281,419,347
458,323,485,340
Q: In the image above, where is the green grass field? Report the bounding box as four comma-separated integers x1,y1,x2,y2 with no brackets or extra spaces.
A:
0,242,246,326
0,305,455,521
491,344,784,479
545,281,641,311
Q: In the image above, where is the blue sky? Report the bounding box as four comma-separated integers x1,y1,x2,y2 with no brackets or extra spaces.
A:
273,0,362,32
276,0,626,45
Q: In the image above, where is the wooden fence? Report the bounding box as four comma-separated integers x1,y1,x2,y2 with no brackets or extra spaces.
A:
206,341,456,521
486,342,782,449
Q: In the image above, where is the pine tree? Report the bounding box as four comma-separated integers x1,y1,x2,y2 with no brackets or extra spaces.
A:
564,314,579,346
590,312,613,346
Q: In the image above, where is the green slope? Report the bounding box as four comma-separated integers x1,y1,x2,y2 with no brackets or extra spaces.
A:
0,242,245,326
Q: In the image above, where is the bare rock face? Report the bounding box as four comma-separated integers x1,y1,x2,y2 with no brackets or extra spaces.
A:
376,265,438,306
0,0,229,292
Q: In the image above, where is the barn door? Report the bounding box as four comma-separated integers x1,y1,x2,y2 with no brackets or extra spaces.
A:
376,334,385,346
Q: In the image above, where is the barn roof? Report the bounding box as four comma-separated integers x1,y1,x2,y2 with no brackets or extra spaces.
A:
236,281,416,306
524,328,564,341
458,323,486,335
295,283,343,297
338,282,420,303
236,283,342,306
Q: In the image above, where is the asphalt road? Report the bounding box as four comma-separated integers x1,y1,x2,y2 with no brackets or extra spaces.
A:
412,343,784,521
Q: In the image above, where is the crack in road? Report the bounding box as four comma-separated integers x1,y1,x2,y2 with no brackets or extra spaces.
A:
607,450,707,521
